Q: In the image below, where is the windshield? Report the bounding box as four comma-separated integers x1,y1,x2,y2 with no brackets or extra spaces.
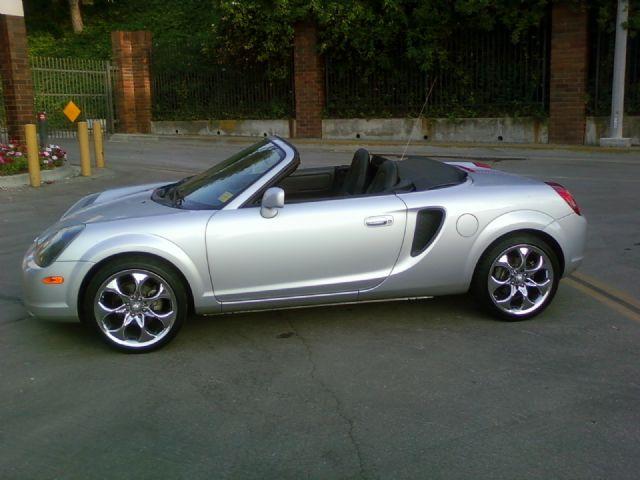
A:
155,139,285,210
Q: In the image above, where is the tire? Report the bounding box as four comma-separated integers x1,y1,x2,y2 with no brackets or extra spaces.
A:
82,255,188,352
471,233,560,321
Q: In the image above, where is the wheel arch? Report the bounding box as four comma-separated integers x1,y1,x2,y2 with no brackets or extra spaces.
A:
77,252,196,321
464,210,566,289
472,229,565,282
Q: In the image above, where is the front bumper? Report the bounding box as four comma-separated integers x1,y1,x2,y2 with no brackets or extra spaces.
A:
22,246,95,322
543,213,587,276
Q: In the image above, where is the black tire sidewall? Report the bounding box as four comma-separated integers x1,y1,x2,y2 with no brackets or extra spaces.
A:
471,234,560,321
82,255,188,352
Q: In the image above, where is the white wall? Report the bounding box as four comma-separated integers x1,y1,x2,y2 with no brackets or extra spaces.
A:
323,117,548,143
0,0,24,16
151,119,291,138
149,116,640,145
585,116,640,146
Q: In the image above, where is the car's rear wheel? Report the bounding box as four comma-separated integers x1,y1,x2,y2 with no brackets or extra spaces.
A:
471,234,560,321
83,256,187,352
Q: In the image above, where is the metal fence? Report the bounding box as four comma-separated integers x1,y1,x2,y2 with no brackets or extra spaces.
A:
31,56,115,138
152,66,295,120
588,18,640,116
325,24,549,118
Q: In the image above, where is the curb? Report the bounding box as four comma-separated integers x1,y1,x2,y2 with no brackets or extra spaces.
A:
0,163,80,189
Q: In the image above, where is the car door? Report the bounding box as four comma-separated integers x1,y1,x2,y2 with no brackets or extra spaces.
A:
206,194,407,303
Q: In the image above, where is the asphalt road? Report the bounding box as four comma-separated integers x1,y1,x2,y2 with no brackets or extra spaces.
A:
1,137,639,479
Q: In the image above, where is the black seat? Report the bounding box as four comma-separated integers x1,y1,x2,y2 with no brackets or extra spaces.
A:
366,160,398,194
340,148,371,195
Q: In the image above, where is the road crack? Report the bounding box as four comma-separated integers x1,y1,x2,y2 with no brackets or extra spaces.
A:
286,318,369,479
0,315,31,329
0,293,24,305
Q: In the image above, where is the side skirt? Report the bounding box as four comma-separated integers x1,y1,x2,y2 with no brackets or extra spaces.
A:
206,295,434,316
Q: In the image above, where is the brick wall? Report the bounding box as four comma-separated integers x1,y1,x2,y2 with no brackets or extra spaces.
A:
293,21,324,138
0,14,35,144
111,31,152,134
549,4,589,145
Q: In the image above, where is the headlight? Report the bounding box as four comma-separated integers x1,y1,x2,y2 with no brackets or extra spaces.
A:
34,225,85,267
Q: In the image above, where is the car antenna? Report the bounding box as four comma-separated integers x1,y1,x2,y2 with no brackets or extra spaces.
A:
400,78,437,162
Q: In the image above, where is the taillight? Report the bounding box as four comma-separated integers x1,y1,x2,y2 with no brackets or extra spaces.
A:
545,181,581,215
472,161,492,169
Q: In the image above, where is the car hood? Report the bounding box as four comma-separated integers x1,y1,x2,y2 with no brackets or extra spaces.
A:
59,182,177,226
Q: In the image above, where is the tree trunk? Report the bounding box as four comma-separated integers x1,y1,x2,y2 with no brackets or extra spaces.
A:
68,0,84,33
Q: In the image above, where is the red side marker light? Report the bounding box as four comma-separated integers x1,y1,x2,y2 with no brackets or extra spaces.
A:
545,181,581,216
42,276,64,285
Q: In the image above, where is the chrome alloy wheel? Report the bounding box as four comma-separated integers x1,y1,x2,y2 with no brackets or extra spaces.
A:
487,244,554,316
94,269,178,348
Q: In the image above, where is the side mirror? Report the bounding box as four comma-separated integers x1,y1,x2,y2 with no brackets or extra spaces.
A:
260,187,284,218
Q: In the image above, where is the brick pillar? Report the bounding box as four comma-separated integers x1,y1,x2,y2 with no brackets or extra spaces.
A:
0,14,34,144
549,4,589,144
111,31,152,134
293,21,324,138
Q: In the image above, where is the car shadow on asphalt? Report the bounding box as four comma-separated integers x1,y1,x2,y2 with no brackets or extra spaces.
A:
26,294,501,355
182,294,494,342
34,319,101,346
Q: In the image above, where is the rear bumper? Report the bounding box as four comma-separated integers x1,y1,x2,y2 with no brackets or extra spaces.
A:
22,246,94,322
543,213,587,276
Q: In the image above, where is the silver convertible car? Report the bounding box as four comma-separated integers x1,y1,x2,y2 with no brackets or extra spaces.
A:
23,137,586,352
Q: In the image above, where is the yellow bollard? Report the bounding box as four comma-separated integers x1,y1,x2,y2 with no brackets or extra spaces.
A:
24,124,41,188
93,121,105,168
77,121,91,177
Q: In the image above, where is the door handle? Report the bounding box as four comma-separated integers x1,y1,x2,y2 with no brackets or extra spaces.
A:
365,215,393,227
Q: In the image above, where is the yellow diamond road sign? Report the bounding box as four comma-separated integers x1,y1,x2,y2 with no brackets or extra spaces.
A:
63,101,81,122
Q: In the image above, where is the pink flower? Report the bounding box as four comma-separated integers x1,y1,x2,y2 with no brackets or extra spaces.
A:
42,151,50,157
14,151,22,157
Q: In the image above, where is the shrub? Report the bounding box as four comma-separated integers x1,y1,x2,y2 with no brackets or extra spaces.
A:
0,141,67,176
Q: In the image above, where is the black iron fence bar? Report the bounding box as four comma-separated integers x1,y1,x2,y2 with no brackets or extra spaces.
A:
324,20,549,118
31,67,108,74
151,65,295,120
30,56,116,138
35,93,109,97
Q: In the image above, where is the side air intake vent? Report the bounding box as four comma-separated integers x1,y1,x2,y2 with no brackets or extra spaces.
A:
411,209,444,256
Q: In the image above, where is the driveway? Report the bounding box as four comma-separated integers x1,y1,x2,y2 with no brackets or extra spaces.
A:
1,137,639,479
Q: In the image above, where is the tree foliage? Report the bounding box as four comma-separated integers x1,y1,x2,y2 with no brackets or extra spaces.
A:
213,1,640,72
23,0,640,73
24,0,219,69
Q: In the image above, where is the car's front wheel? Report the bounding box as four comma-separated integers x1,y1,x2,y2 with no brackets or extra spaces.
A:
471,234,560,321
83,256,188,352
